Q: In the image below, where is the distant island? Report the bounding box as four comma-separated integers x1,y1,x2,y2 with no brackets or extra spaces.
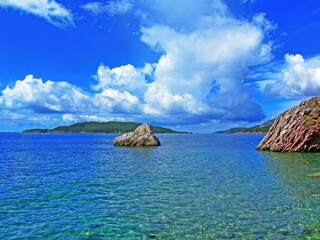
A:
23,121,190,134
214,119,275,134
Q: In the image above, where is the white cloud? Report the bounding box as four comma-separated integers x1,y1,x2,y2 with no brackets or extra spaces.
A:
242,0,256,3
141,63,154,76
81,2,103,15
0,0,73,28
0,0,278,129
62,113,75,122
0,74,144,116
0,75,91,113
82,0,133,16
139,9,273,121
0,109,60,127
0,74,144,128
144,82,209,115
93,64,148,98
85,2,273,123
261,54,320,98
93,88,140,114
306,55,320,68
62,114,111,123
282,54,320,97
138,0,228,31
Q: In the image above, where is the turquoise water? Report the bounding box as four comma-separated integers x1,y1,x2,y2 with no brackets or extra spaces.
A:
0,133,319,239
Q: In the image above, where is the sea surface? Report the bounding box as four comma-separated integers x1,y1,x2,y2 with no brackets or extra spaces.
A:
0,133,319,239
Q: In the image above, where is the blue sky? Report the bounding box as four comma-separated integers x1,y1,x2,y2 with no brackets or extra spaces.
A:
0,0,320,133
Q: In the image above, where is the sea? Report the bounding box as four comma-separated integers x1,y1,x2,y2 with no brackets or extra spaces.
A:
0,133,319,239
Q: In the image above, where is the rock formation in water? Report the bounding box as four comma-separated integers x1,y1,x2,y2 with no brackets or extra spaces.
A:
113,123,160,146
308,172,320,178
257,97,320,152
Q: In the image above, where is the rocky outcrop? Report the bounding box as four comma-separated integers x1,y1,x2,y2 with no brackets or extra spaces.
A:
308,172,320,178
257,97,320,152
113,123,160,147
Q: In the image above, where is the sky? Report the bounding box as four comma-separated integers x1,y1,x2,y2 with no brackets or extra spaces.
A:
0,0,320,133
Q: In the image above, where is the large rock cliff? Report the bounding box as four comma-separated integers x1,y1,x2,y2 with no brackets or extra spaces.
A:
257,97,320,152
113,123,160,147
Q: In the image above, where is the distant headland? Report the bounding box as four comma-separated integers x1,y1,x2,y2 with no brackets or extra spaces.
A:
23,121,191,134
213,119,275,134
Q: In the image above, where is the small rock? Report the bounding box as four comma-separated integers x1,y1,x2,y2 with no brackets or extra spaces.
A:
113,123,160,147
308,172,320,178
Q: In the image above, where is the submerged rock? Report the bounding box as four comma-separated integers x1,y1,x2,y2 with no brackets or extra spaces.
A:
257,97,320,152
308,172,320,178
113,123,160,147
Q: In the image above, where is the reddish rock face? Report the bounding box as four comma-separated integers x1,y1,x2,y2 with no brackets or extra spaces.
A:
257,97,320,152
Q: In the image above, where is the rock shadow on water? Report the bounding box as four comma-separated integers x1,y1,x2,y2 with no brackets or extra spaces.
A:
261,151,320,179
260,151,320,237
206,169,220,175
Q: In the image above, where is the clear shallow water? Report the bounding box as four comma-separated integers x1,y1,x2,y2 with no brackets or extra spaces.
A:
0,133,319,239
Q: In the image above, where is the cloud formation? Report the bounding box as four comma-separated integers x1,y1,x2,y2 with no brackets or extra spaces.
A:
92,64,149,98
0,0,277,129
86,0,274,123
0,75,91,114
82,0,133,16
137,0,274,122
255,54,320,98
282,54,320,97
62,114,120,123
93,89,140,114
0,0,73,28
0,74,142,122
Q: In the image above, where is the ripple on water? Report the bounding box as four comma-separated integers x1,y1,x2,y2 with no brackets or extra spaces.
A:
0,133,319,239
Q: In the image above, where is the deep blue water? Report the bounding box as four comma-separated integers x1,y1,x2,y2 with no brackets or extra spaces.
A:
0,133,319,239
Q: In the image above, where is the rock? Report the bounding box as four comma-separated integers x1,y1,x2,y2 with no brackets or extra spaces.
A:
113,123,160,147
308,172,320,178
257,97,320,152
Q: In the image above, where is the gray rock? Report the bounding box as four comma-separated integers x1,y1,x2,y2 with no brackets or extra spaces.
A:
113,123,160,147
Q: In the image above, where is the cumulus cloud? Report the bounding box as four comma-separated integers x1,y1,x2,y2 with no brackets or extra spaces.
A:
86,0,273,123
93,88,141,114
82,0,133,16
259,54,320,98
138,7,274,121
92,64,148,98
144,82,209,115
282,54,320,97
1,0,278,129
137,0,228,31
0,74,142,122
0,0,73,28
62,114,115,123
62,113,75,122
0,75,91,113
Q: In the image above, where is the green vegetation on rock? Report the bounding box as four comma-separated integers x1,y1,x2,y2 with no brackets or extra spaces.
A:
308,172,320,178
214,127,247,134
23,121,189,134
23,129,50,133
214,119,275,134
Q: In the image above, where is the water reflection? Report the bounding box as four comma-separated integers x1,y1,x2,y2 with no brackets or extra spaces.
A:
131,146,157,154
261,151,320,236
1,133,320,239
262,151,320,179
